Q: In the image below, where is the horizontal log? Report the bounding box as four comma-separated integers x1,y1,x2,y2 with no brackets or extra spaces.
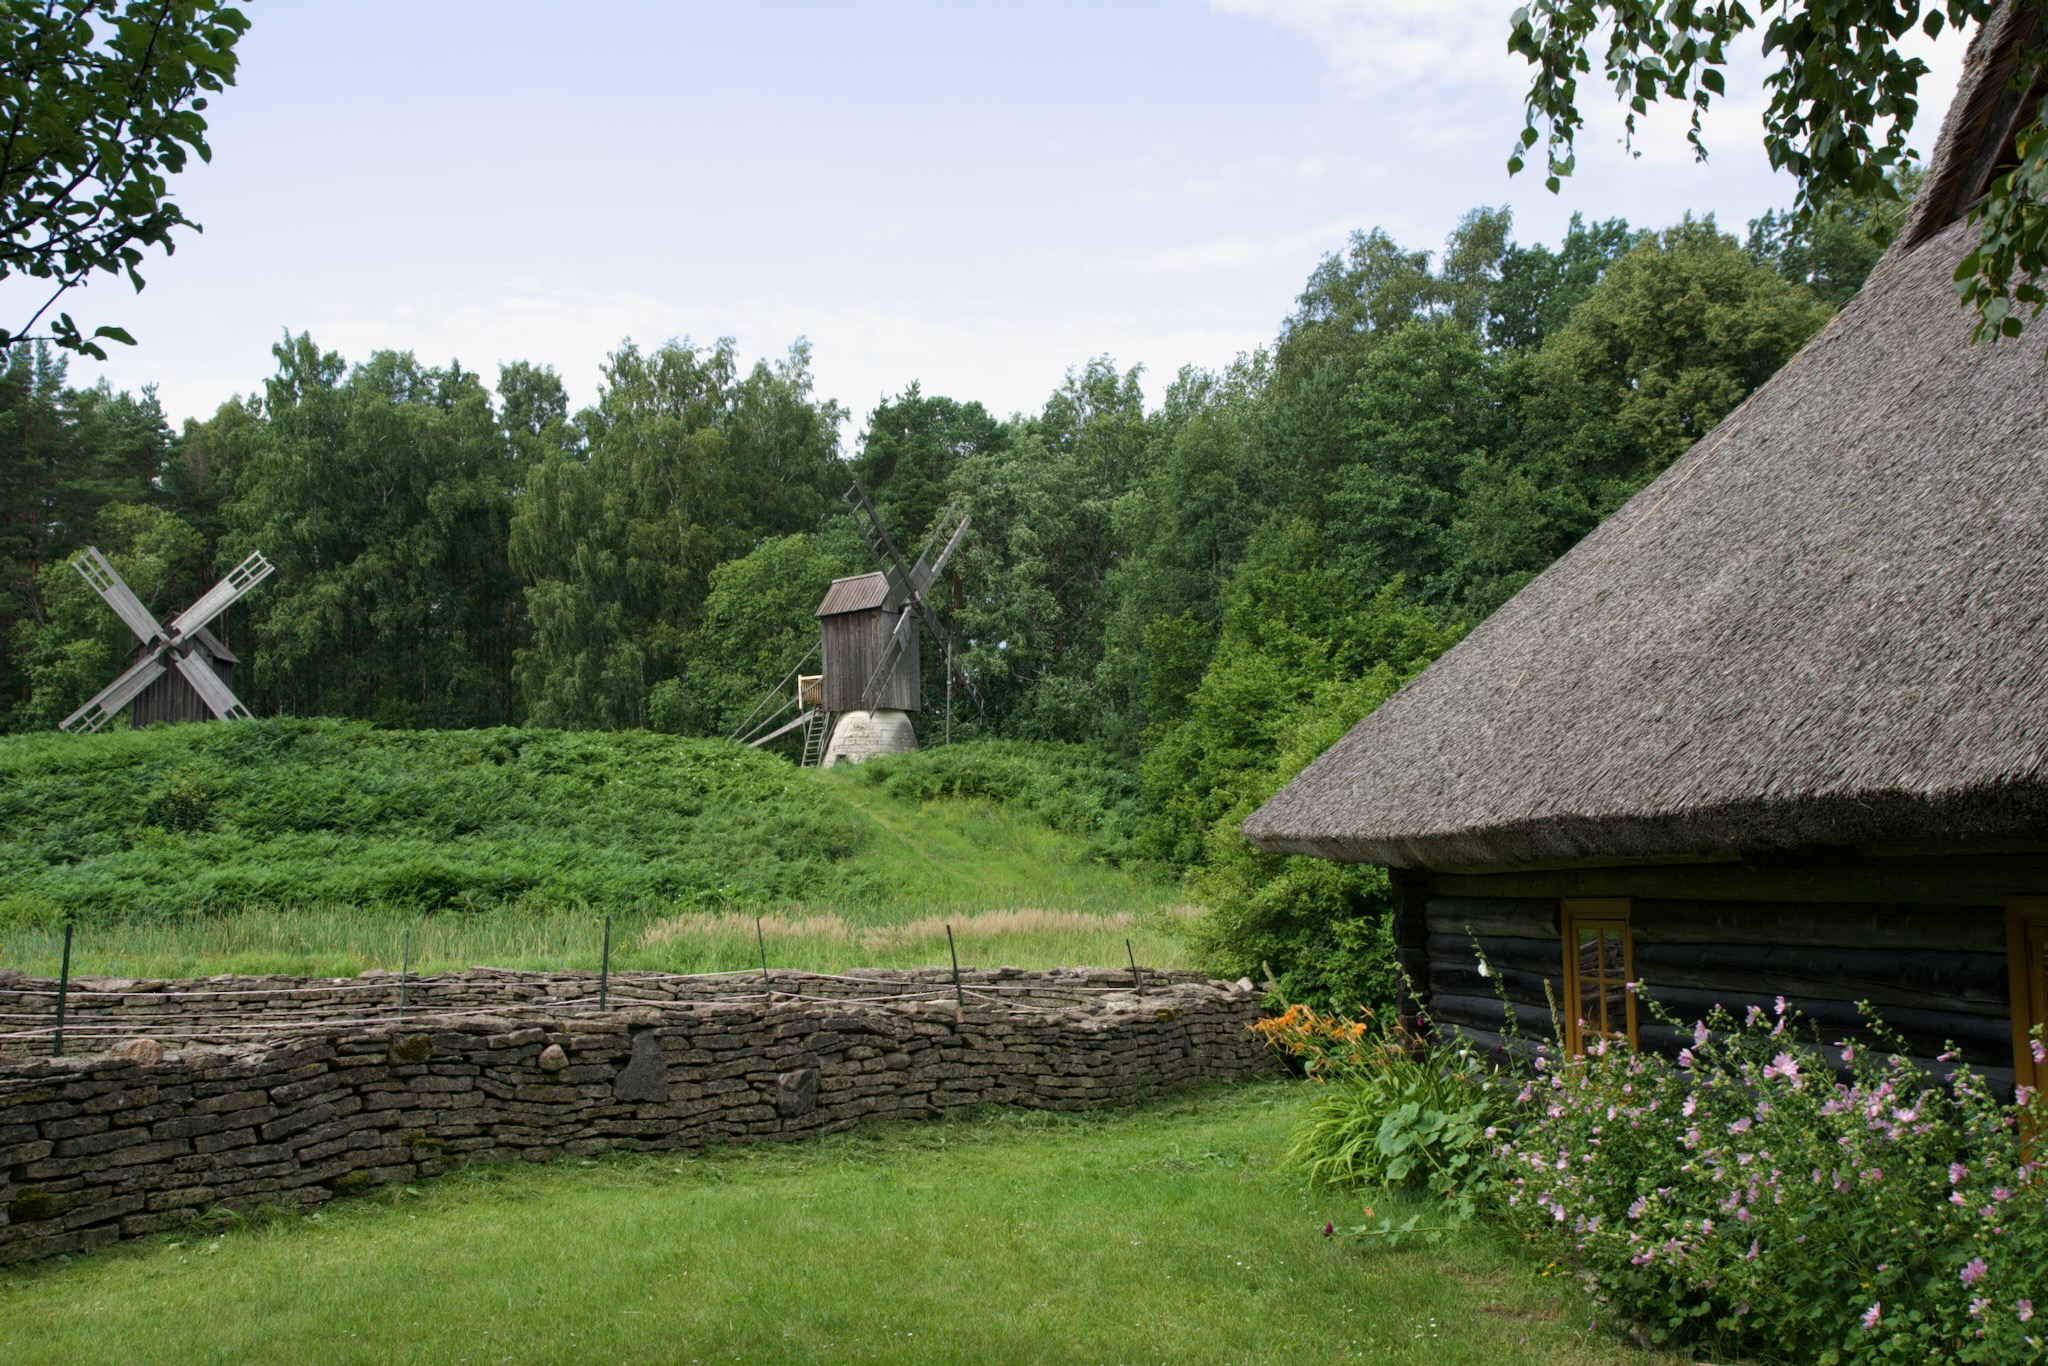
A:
1427,933,1560,976
1429,961,1557,1013
1428,992,1557,1041
1632,985,2011,1064
1630,901,2004,953
1436,1025,2017,1099
1432,1024,1546,1061
1631,943,2008,1016
1433,853,2048,911
1425,897,1556,939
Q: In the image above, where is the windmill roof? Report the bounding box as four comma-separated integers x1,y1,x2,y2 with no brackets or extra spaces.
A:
1242,13,2048,870
815,572,891,617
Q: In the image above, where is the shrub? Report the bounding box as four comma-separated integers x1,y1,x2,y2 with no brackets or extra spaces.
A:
1182,845,1396,1013
1254,1004,1502,1234
853,741,1148,866
1495,1003,2048,1363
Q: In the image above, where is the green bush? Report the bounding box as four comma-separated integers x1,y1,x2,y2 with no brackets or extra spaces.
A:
1180,828,1397,1012
1498,1004,2048,1363
852,741,1149,867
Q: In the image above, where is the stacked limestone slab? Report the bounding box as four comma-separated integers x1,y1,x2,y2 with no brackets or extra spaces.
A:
0,971,1277,1266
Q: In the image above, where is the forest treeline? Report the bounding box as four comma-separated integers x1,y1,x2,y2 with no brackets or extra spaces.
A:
0,194,1895,996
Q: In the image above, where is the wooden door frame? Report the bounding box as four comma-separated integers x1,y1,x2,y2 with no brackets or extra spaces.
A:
2007,897,2048,1094
1561,898,1636,1053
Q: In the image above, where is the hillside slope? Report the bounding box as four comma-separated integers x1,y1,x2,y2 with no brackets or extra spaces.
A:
0,721,1167,922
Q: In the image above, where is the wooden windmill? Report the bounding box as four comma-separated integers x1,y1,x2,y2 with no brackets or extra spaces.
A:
58,546,275,732
733,480,972,766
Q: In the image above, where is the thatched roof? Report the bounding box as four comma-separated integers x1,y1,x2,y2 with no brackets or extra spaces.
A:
1243,12,2048,870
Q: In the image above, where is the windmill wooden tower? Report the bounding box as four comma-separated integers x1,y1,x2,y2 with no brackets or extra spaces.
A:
58,546,275,732
733,480,971,766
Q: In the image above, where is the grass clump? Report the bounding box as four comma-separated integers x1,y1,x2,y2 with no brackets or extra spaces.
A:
0,1082,1671,1365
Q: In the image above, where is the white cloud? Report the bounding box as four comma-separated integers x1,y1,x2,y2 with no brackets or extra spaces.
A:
1209,0,1526,95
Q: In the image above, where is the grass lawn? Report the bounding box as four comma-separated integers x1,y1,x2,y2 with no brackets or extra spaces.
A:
0,1082,1672,1365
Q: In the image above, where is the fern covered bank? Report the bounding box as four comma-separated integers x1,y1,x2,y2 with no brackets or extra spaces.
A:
0,720,1169,928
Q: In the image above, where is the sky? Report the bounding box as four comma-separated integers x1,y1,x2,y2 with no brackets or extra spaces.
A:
24,1,1970,438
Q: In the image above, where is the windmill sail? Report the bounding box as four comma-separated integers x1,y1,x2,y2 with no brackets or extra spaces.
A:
168,551,274,637
172,651,253,720
60,655,169,733
73,547,166,645
855,497,971,711
57,545,269,733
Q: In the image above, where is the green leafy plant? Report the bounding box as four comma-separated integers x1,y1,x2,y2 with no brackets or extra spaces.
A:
1497,1001,2048,1362
1253,1003,1505,1240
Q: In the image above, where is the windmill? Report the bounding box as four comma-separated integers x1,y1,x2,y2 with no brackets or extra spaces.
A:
732,480,973,766
58,546,275,733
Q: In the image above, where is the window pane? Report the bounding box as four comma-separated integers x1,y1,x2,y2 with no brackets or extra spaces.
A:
1575,929,1602,1033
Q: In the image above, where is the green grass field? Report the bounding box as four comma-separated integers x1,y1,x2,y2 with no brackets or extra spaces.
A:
0,1083,1671,1366
0,723,1183,978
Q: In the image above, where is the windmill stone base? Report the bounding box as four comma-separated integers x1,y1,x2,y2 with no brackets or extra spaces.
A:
822,709,918,767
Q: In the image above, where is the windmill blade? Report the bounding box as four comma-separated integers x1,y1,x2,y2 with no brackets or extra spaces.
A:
858,605,922,710
914,512,970,595
172,652,253,721
59,653,167,733
843,480,917,605
71,547,165,645
905,501,959,586
168,550,275,640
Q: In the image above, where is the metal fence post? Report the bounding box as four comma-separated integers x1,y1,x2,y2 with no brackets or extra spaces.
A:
1126,938,1144,997
947,923,965,1008
51,923,73,1057
599,915,611,1010
756,916,771,997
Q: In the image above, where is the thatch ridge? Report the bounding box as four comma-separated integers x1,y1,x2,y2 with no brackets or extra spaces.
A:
1244,206,2048,868
1898,1,2048,252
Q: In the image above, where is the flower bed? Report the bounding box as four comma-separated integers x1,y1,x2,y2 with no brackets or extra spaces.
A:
1261,998,2047,1363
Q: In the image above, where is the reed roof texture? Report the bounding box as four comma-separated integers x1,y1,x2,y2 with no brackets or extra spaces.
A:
1243,12,2048,870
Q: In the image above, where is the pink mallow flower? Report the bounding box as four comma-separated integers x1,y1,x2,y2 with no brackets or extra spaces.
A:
1961,1258,1988,1287
1862,1303,1882,1332
1763,1052,1801,1086
2020,1300,2035,1324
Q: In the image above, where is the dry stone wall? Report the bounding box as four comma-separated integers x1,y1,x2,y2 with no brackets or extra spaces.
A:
0,965,1219,1053
0,970,1278,1266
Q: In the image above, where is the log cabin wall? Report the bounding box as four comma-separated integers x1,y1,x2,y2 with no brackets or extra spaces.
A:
1417,851,2048,1093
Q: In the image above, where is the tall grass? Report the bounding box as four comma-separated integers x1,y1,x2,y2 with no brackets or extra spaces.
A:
0,904,1201,980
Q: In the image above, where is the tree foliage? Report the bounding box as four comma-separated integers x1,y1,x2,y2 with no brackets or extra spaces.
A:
509,338,844,730
1503,1,2048,341
0,0,251,357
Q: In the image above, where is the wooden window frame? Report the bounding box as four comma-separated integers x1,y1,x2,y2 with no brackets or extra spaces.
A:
1561,898,1637,1054
2007,897,2048,1095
